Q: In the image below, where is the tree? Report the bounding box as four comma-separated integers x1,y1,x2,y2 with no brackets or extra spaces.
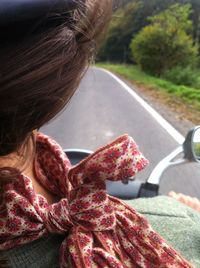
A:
98,1,143,62
98,0,200,63
130,4,198,76
189,0,200,53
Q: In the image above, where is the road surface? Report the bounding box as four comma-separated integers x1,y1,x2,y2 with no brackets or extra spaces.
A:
41,67,200,198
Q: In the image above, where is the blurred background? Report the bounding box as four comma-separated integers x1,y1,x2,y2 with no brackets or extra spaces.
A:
43,0,200,198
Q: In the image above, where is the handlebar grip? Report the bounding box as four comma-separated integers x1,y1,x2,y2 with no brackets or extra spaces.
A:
139,183,159,198
106,180,142,200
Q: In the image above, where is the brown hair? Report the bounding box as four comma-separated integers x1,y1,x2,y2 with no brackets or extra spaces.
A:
0,0,112,266
0,0,112,167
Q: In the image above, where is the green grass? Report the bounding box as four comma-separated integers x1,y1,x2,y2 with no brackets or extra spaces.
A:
96,63,200,111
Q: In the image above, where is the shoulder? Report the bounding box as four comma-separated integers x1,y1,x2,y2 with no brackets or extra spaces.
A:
126,196,200,267
1,235,64,268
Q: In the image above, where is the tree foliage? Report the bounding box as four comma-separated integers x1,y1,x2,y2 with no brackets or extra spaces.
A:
98,0,200,63
98,1,143,62
130,4,198,76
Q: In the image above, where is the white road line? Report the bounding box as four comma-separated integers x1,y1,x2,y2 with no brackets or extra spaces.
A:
96,67,185,145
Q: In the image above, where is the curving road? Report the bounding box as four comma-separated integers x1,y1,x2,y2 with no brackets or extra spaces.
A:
41,67,200,198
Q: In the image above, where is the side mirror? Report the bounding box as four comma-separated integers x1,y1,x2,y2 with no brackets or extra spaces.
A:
193,127,200,162
183,126,200,162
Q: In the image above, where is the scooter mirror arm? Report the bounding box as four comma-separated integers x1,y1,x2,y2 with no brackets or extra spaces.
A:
146,146,188,185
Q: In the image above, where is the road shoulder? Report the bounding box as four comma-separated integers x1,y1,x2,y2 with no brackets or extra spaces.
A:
105,70,196,136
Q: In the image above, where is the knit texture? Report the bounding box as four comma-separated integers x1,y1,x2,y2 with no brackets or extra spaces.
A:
126,196,200,268
2,234,64,268
2,196,200,268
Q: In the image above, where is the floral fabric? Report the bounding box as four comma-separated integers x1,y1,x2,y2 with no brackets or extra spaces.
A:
0,133,193,268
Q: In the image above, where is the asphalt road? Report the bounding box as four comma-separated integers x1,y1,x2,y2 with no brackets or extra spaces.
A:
41,67,200,198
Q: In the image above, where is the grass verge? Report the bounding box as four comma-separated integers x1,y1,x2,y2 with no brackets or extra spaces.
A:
96,63,200,113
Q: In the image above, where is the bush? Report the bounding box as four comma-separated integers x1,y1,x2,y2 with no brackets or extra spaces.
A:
162,66,200,88
194,143,200,158
130,4,198,76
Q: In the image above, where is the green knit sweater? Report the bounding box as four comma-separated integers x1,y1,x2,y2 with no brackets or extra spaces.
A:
2,196,200,267
126,196,200,267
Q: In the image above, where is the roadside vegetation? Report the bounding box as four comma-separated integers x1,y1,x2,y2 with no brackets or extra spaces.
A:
97,0,200,119
97,63,200,112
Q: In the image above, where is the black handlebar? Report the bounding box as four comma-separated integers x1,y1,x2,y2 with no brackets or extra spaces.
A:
64,150,159,200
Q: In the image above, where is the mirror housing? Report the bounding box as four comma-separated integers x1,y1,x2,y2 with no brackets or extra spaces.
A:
183,126,200,162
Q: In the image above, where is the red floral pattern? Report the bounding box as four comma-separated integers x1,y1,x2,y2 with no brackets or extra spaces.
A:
0,132,193,267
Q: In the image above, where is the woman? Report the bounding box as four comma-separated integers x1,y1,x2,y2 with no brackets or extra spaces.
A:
0,0,196,267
